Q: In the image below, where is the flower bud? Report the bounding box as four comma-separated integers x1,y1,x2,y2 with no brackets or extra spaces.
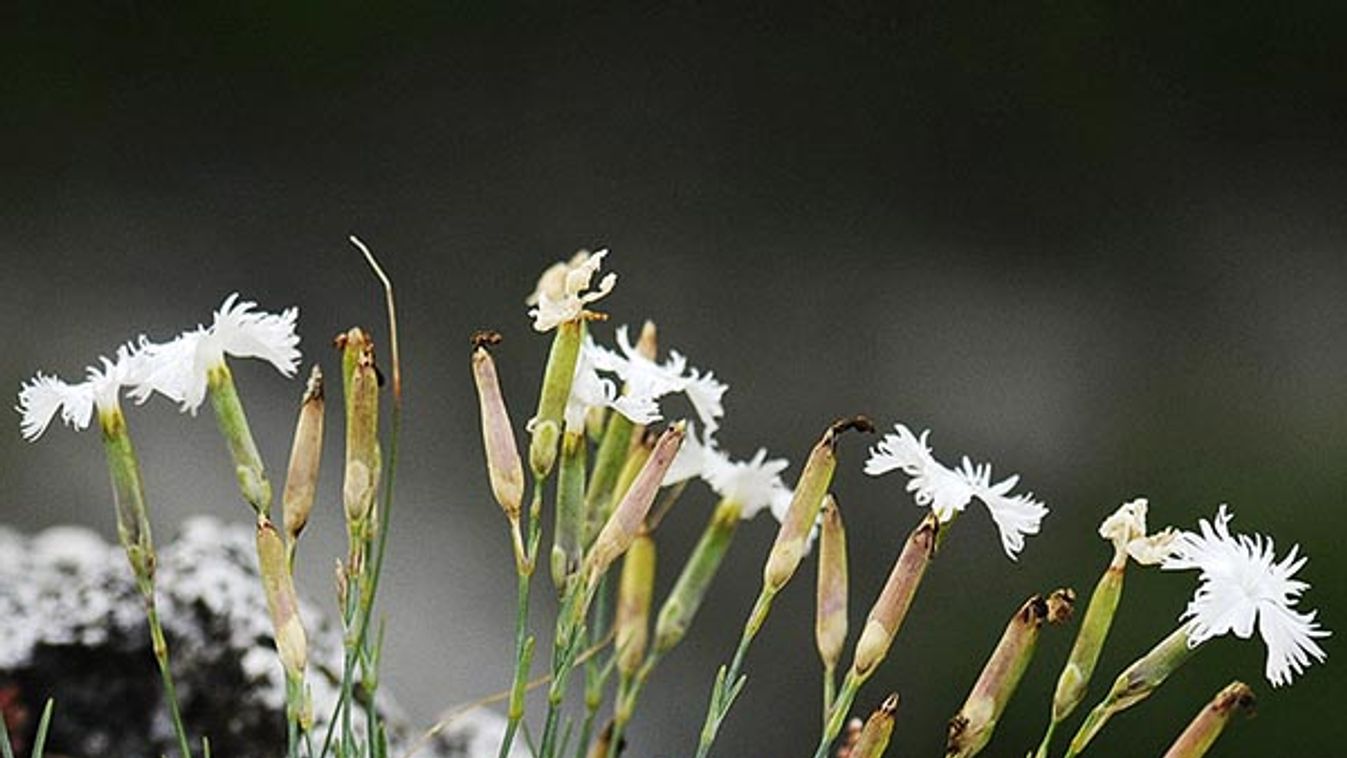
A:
207,361,273,516
283,365,324,551
616,531,656,676
851,693,900,758
342,331,380,527
99,406,156,594
946,589,1074,758
531,319,583,477
552,429,587,590
1051,562,1123,724
852,513,939,679
586,424,685,581
816,495,848,672
258,517,308,680
764,417,872,592
655,498,742,654
471,333,524,522
585,415,635,522
1161,681,1255,758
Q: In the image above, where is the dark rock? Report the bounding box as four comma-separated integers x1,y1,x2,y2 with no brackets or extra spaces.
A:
0,519,506,758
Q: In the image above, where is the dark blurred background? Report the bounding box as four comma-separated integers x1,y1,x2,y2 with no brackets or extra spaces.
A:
3,3,1345,755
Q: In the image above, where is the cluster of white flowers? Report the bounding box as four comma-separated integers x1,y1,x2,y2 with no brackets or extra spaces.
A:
17,294,301,440
571,325,728,434
1163,504,1330,687
864,423,1048,559
534,251,793,527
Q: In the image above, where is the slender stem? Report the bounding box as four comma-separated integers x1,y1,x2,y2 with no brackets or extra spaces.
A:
285,677,300,758
1063,704,1109,758
500,482,545,758
577,575,611,758
319,571,363,758
822,663,836,728
1034,719,1057,758
146,600,194,758
814,672,860,758
609,651,659,758
693,587,774,758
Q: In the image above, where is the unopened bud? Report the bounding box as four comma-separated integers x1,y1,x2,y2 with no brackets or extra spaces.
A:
552,429,587,590
99,406,156,594
1161,681,1255,758
946,589,1074,758
1051,562,1124,724
207,361,273,516
852,513,939,679
851,693,900,758
764,416,872,591
655,497,741,654
471,334,525,521
258,517,308,679
531,319,583,477
340,329,380,526
283,365,325,550
816,495,848,671
616,531,656,675
586,424,685,580
530,419,561,479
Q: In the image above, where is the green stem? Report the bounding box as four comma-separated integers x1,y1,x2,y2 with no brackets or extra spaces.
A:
609,651,659,757
1034,719,1057,758
822,663,836,729
693,586,775,758
500,481,545,758
146,600,194,758
814,672,861,758
285,676,300,758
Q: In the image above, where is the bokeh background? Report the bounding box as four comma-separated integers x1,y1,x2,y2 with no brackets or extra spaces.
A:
3,3,1345,755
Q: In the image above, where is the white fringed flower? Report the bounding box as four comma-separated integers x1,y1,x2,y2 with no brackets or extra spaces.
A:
17,342,147,440
132,293,300,414
1163,505,1330,687
584,325,728,434
865,422,1048,559
526,250,617,332
564,341,660,432
1099,497,1177,565
703,446,792,521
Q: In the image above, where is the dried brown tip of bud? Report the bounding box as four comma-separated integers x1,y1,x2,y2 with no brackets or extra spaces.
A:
1217,682,1256,715
1022,588,1074,628
1045,588,1076,624
471,330,504,349
827,415,876,447
879,692,900,715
